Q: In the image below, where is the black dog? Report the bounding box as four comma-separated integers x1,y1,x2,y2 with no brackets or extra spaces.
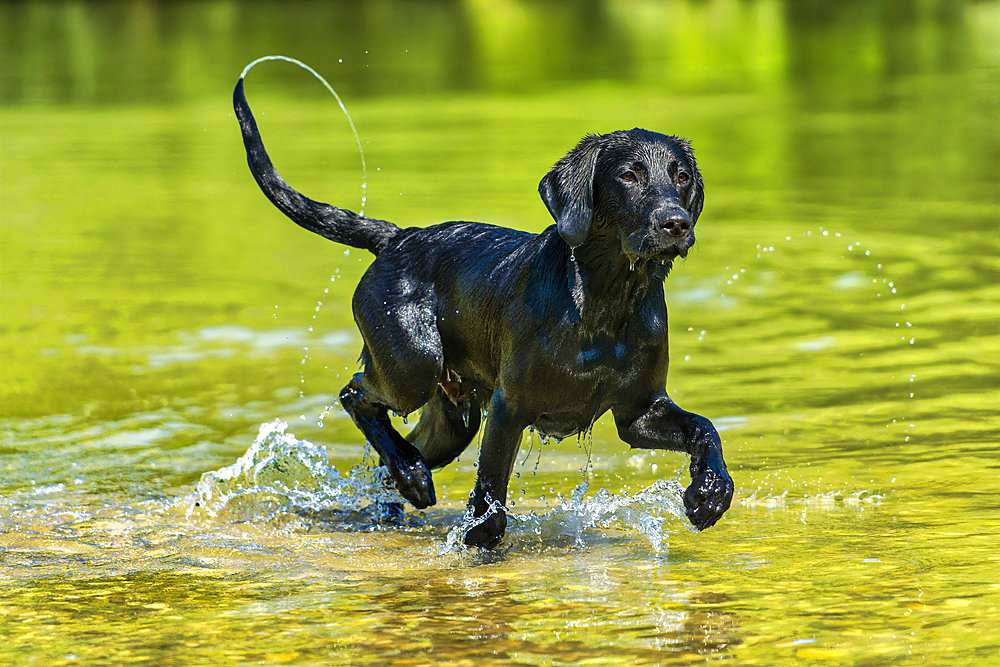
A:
234,78,733,547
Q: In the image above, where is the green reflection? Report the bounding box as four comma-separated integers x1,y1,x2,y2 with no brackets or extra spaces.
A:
1,1,998,666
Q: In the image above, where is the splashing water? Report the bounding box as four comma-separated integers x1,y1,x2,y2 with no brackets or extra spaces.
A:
508,479,687,553
187,421,690,553
438,479,687,555
188,420,403,524
439,492,507,554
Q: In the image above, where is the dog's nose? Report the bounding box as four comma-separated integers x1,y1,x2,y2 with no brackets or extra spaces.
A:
656,209,692,235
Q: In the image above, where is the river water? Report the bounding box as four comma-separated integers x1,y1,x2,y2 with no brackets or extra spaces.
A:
2,1,998,665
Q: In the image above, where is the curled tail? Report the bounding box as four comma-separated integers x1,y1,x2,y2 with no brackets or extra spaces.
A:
233,78,399,256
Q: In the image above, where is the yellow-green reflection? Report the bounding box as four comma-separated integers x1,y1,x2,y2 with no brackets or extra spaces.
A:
1,1,998,666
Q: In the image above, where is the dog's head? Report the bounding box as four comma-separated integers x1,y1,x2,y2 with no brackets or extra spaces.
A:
539,129,704,263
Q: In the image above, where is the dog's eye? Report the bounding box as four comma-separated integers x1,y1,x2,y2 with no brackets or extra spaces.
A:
619,170,637,183
677,171,691,186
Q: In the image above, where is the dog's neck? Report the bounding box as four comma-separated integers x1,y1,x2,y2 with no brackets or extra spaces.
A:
563,232,668,325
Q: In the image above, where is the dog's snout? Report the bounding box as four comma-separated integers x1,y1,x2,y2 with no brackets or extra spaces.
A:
656,209,692,234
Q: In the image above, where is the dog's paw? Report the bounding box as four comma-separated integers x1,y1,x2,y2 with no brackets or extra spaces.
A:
684,464,733,531
463,510,507,549
389,458,436,509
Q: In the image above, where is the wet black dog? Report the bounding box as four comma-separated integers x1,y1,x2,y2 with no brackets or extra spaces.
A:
234,78,733,547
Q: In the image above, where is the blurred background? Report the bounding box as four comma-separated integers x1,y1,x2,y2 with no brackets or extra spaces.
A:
2,0,997,103
3,0,996,423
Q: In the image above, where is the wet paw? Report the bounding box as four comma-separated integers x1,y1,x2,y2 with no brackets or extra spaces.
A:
684,465,734,531
389,458,436,509
463,511,506,549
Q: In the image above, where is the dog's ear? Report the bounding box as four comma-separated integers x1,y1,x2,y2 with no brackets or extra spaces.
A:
688,169,705,224
679,140,705,224
539,134,603,249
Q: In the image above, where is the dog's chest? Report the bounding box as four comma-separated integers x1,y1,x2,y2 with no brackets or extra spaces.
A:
529,301,668,393
567,324,663,381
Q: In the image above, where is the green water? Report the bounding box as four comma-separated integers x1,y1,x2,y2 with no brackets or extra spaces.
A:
2,1,998,665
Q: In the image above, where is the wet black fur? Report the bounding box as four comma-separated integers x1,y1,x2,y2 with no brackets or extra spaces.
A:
234,78,733,547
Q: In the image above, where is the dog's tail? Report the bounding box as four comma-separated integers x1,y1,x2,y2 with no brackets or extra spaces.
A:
233,78,399,256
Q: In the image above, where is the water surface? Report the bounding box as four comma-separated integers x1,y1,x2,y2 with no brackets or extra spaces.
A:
2,1,998,665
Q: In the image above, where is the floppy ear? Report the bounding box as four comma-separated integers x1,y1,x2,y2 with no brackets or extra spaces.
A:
688,169,705,224
679,140,705,224
538,134,603,249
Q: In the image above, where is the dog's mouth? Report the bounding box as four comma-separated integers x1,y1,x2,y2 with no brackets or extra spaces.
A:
662,232,694,259
620,228,694,264
634,237,693,261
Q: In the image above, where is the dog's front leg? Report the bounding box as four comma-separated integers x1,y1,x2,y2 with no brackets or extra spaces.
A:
614,392,733,530
463,390,525,549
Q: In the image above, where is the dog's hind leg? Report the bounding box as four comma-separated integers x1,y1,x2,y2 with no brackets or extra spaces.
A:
339,371,437,509
407,384,483,470
341,262,452,508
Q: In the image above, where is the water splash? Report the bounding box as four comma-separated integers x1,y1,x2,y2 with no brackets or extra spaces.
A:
188,420,402,524
439,492,506,554
439,480,687,555
187,421,692,553
509,480,686,552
